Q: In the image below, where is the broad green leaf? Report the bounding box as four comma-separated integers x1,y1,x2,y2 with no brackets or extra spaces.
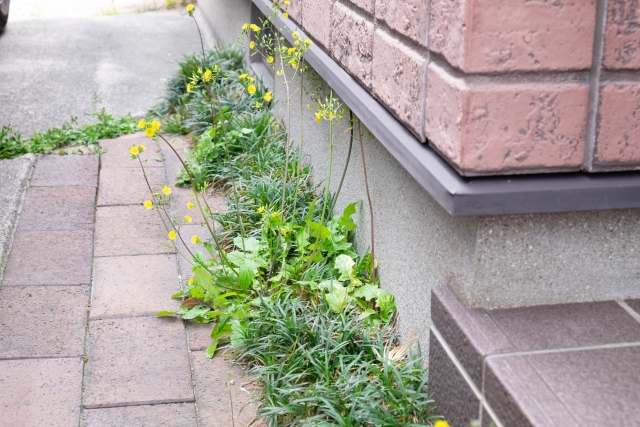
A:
295,228,310,251
324,283,350,313
353,284,380,301
205,341,218,358
238,267,254,290
156,310,176,317
193,266,212,290
171,292,184,299
377,291,397,319
308,221,331,240
181,305,210,320
233,236,260,253
358,309,377,320
338,201,358,231
335,254,355,281
240,128,254,134
189,287,205,299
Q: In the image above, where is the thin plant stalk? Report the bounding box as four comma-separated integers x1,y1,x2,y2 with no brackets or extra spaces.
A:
328,110,354,215
357,119,376,284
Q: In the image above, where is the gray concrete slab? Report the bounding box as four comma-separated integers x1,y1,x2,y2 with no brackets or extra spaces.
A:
0,10,202,137
0,154,35,282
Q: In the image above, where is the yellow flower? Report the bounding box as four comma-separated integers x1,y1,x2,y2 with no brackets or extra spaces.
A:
433,421,450,427
263,91,273,102
283,12,289,18
292,31,299,39
202,69,212,82
138,144,146,152
191,235,199,244
257,206,265,213
168,230,177,240
187,83,192,92
186,4,194,12
162,185,172,196
315,113,322,122
307,103,311,109
242,23,249,29
240,73,248,80
137,120,146,129
280,227,288,237
144,120,160,138
247,85,256,94
287,47,296,55
250,23,260,32
329,112,335,120
143,200,153,209
188,278,194,285
285,1,290,5
255,101,262,108
247,76,255,82
267,56,274,63
187,202,195,209
249,41,255,49
184,215,192,223
277,70,283,76
271,212,279,219
305,39,312,47
129,146,139,156
289,59,297,67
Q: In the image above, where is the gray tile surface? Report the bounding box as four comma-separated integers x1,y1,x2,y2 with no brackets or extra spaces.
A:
30,155,98,187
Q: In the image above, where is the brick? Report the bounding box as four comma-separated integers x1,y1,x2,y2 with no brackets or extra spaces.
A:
302,0,334,49
604,0,640,69
31,154,98,187
187,323,213,351
97,167,167,206
593,82,640,170
91,255,180,319
0,358,83,427
83,403,198,427
99,133,164,169
3,230,93,286
429,0,596,72
375,0,427,45
170,187,225,225
332,3,375,89
0,286,89,358
372,29,425,138
346,0,374,14
17,186,95,231
94,206,175,257
159,136,192,188
84,317,193,408
190,352,258,427
425,63,589,175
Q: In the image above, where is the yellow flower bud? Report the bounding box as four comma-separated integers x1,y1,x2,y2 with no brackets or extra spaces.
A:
186,4,194,12
187,202,195,209
263,91,273,102
191,235,198,244
267,56,274,64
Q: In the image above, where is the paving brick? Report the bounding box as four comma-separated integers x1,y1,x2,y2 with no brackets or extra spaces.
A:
99,133,164,169
375,0,427,45
17,186,96,231
3,230,93,286
191,351,258,427
30,154,98,187
0,286,89,358
301,0,334,49
604,0,640,69
429,0,596,72
424,62,589,175
593,82,640,170
187,323,213,351
170,187,226,227
332,3,374,89
84,317,193,408
94,206,175,257
0,358,83,427
158,136,191,188
97,167,167,206
82,403,198,427
372,29,425,138
91,255,180,319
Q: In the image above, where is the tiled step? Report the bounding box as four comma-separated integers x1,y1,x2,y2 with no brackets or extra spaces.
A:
429,285,640,426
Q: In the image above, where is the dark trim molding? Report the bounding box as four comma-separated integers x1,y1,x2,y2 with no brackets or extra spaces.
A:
252,0,640,216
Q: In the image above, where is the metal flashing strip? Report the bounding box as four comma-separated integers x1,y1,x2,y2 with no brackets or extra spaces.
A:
251,0,640,216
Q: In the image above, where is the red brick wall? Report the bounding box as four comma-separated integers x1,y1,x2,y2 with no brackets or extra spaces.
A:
283,0,640,175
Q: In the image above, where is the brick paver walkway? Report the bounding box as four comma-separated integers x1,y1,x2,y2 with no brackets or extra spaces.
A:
0,133,257,426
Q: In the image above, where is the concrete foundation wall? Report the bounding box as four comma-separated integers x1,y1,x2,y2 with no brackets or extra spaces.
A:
198,0,640,352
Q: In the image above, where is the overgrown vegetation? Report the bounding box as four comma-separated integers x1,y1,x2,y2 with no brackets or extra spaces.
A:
0,109,138,159
136,3,439,425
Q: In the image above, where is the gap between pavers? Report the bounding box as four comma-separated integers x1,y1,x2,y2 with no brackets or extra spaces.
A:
0,358,84,427
82,402,198,427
